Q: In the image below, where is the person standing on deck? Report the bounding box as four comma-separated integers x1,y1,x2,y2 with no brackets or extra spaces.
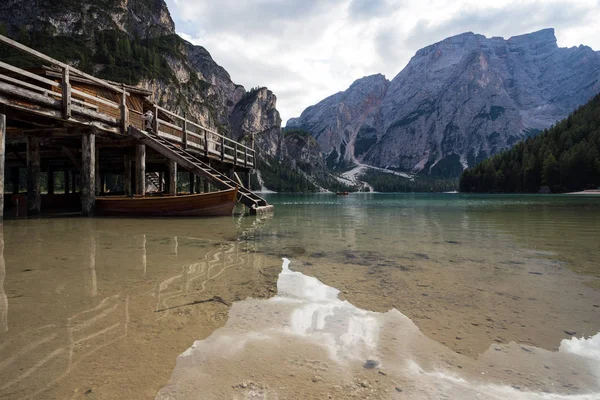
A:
142,110,154,131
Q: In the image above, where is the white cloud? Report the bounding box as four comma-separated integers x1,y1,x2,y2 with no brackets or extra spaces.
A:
166,0,600,124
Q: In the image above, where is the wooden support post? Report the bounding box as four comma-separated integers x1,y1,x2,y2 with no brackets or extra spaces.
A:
244,147,248,168
101,175,106,195
221,135,225,161
64,170,70,194
204,177,210,193
47,164,54,195
204,129,209,157
195,175,201,194
135,144,145,195
95,148,101,195
0,115,4,220
189,171,195,194
120,89,128,134
62,66,71,119
124,151,132,196
247,171,251,190
168,160,177,196
81,131,95,216
26,136,41,215
182,117,188,150
159,172,164,192
153,105,159,133
250,133,255,167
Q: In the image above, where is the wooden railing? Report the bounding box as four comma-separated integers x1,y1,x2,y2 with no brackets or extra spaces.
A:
0,34,255,168
148,105,255,168
0,35,128,130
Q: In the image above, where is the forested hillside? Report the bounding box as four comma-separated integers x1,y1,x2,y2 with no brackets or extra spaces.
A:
360,170,458,193
460,94,600,193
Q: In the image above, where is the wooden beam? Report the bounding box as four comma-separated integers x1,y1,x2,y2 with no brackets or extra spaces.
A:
182,117,188,150
71,104,117,125
26,136,41,215
120,89,128,134
135,144,145,195
0,114,4,219
0,72,55,95
0,80,61,108
0,61,60,88
22,128,69,135
168,160,177,196
81,131,95,216
62,66,71,119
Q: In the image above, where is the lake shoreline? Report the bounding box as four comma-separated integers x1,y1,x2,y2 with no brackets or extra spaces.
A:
565,189,600,195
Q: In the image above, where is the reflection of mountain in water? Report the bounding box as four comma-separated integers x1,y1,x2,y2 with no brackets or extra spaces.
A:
158,258,600,400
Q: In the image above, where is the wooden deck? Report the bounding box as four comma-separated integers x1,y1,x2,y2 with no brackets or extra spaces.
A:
0,34,271,218
0,34,255,169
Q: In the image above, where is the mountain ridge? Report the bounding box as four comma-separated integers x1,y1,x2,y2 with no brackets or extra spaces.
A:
288,28,600,177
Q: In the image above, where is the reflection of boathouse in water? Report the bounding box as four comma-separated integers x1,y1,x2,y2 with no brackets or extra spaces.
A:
0,34,272,218
0,217,269,399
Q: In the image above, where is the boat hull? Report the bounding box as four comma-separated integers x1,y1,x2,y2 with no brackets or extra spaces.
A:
95,189,237,217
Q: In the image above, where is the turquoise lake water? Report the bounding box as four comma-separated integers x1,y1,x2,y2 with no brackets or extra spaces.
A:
1,193,600,399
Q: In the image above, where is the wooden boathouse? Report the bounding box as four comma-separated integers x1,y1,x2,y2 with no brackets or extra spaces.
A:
0,34,271,219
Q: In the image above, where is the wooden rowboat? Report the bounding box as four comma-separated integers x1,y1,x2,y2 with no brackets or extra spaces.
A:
95,188,238,217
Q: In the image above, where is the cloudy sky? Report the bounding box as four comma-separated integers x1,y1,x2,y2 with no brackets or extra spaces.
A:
166,0,600,124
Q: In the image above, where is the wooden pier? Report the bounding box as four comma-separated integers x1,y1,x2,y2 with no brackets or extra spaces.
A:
0,34,271,219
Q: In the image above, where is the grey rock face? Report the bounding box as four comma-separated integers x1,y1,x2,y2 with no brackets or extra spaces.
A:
0,0,277,147
0,0,174,39
230,88,283,157
288,29,600,175
287,74,389,169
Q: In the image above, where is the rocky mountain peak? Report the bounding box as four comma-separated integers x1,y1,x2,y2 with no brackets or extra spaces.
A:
507,28,557,52
286,73,390,169
290,28,600,176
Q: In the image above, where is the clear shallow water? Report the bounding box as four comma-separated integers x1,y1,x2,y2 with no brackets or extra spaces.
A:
0,194,599,399
245,193,600,281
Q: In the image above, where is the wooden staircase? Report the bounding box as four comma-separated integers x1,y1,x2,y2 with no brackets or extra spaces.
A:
130,127,272,214
146,172,162,192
